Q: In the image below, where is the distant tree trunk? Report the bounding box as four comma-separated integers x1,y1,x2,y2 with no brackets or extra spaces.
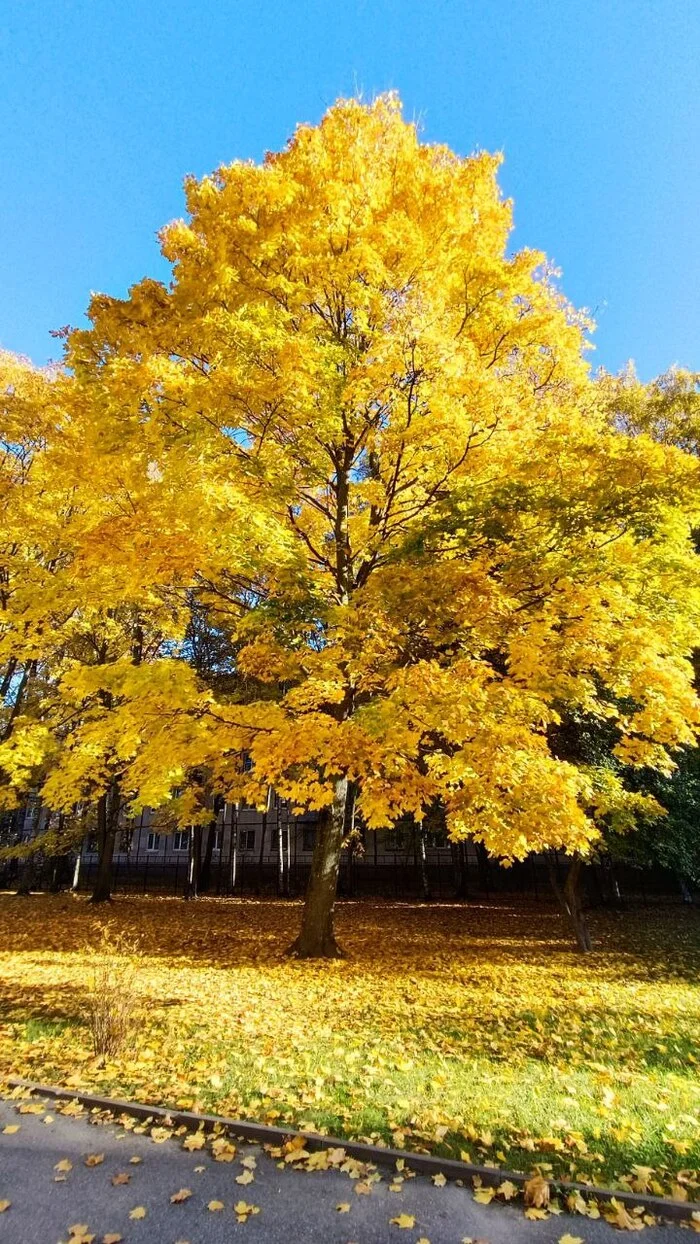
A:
89,783,120,904
287,777,348,958
198,819,216,892
418,823,431,901
548,854,592,952
677,872,695,904
184,825,202,899
230,807,239,893
46,811,66,891
257,799,268,893
453,841,469,899
277,801,289,897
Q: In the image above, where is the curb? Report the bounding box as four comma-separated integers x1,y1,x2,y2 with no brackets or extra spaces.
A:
6,1077,699,1224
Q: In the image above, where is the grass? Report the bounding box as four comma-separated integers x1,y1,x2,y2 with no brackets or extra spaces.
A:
0,893,698,1196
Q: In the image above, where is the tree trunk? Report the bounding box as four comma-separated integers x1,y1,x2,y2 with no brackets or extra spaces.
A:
287,778,347,958
89,786,119,904
548,854,592,952
453,841,469,899
184,825,202,899
15,849,34,896
677,872,695,904
418,823,431,901
197,818,216,892
277,801,289,897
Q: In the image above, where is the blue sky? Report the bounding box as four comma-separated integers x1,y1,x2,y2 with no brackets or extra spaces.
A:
1,0,698,378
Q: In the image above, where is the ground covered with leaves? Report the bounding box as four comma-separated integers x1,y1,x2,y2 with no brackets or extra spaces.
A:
0,895,698,1200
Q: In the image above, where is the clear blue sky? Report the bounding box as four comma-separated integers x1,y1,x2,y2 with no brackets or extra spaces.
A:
1,0,698,379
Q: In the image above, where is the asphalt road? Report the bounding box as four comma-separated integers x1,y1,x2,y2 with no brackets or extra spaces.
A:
0,1094,692,1243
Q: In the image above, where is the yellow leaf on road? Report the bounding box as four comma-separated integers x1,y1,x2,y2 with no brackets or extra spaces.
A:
84,1153,105,1167
129,1206,147,1219
170,1188,192,1203
336,1202,351,1212
390,1214,416,1228
207,1200,225,1211
236,1169,255,1185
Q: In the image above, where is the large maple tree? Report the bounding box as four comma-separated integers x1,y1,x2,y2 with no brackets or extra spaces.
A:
4,97,700,952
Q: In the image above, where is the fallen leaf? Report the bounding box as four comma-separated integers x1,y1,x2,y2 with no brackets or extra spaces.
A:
182,1132,206,1152
111,1172,130,1186
0,1200,10,1212
559,1236,584,1244
150,1126,172,1144
102,1235,123,1244
336,1202,351,1212
128,1155,142,1165
236,1169,255,1185
2,1125,20,1134
170,1188,192,1203
498,1180,518,1201
524,1174,550,1208
207,1200,225,1211
84,1153,105,1167
55,1158,73,1172
473,1187,495,1204
129,1206,147,1220
355,1181,372,1195
525,1208,550,1220
390,1214,416,1228
432,1172,446,1187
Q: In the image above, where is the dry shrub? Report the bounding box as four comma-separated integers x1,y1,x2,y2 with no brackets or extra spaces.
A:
86,929,143,1059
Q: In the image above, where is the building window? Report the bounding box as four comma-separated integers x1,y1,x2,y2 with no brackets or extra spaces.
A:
238,828,256,851
146,832,161,852
302,825,316,852
172,830,189,852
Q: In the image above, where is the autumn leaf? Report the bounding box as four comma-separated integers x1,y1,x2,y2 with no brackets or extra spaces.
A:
182,1132,206,1151
129,1206,147,1219
55,1158,73,1172
524,1174,550,1208
432,1172,446,1187
525,1207,549,1220
129,1155,142,1165
207,1200,225,1211
498,1180,518,1200
84,1153,105,1167
111,1172,130,1185
0,1200,10,1212
102,1235,123,1243
170,1187,192,1203
390,1215,416,1228
336,1203,351,1212
236,1169,255,1185
150,1126,172,1143
559,1235,584,1244
473,1186,495,1204
2,1124,19,1134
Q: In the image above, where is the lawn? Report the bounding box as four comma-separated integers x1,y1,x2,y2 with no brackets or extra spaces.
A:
0,894,698,1198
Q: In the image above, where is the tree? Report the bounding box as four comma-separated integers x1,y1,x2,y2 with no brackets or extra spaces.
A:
47,96,700,954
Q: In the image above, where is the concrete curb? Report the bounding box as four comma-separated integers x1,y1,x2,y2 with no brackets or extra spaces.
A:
6,1077,699,1224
